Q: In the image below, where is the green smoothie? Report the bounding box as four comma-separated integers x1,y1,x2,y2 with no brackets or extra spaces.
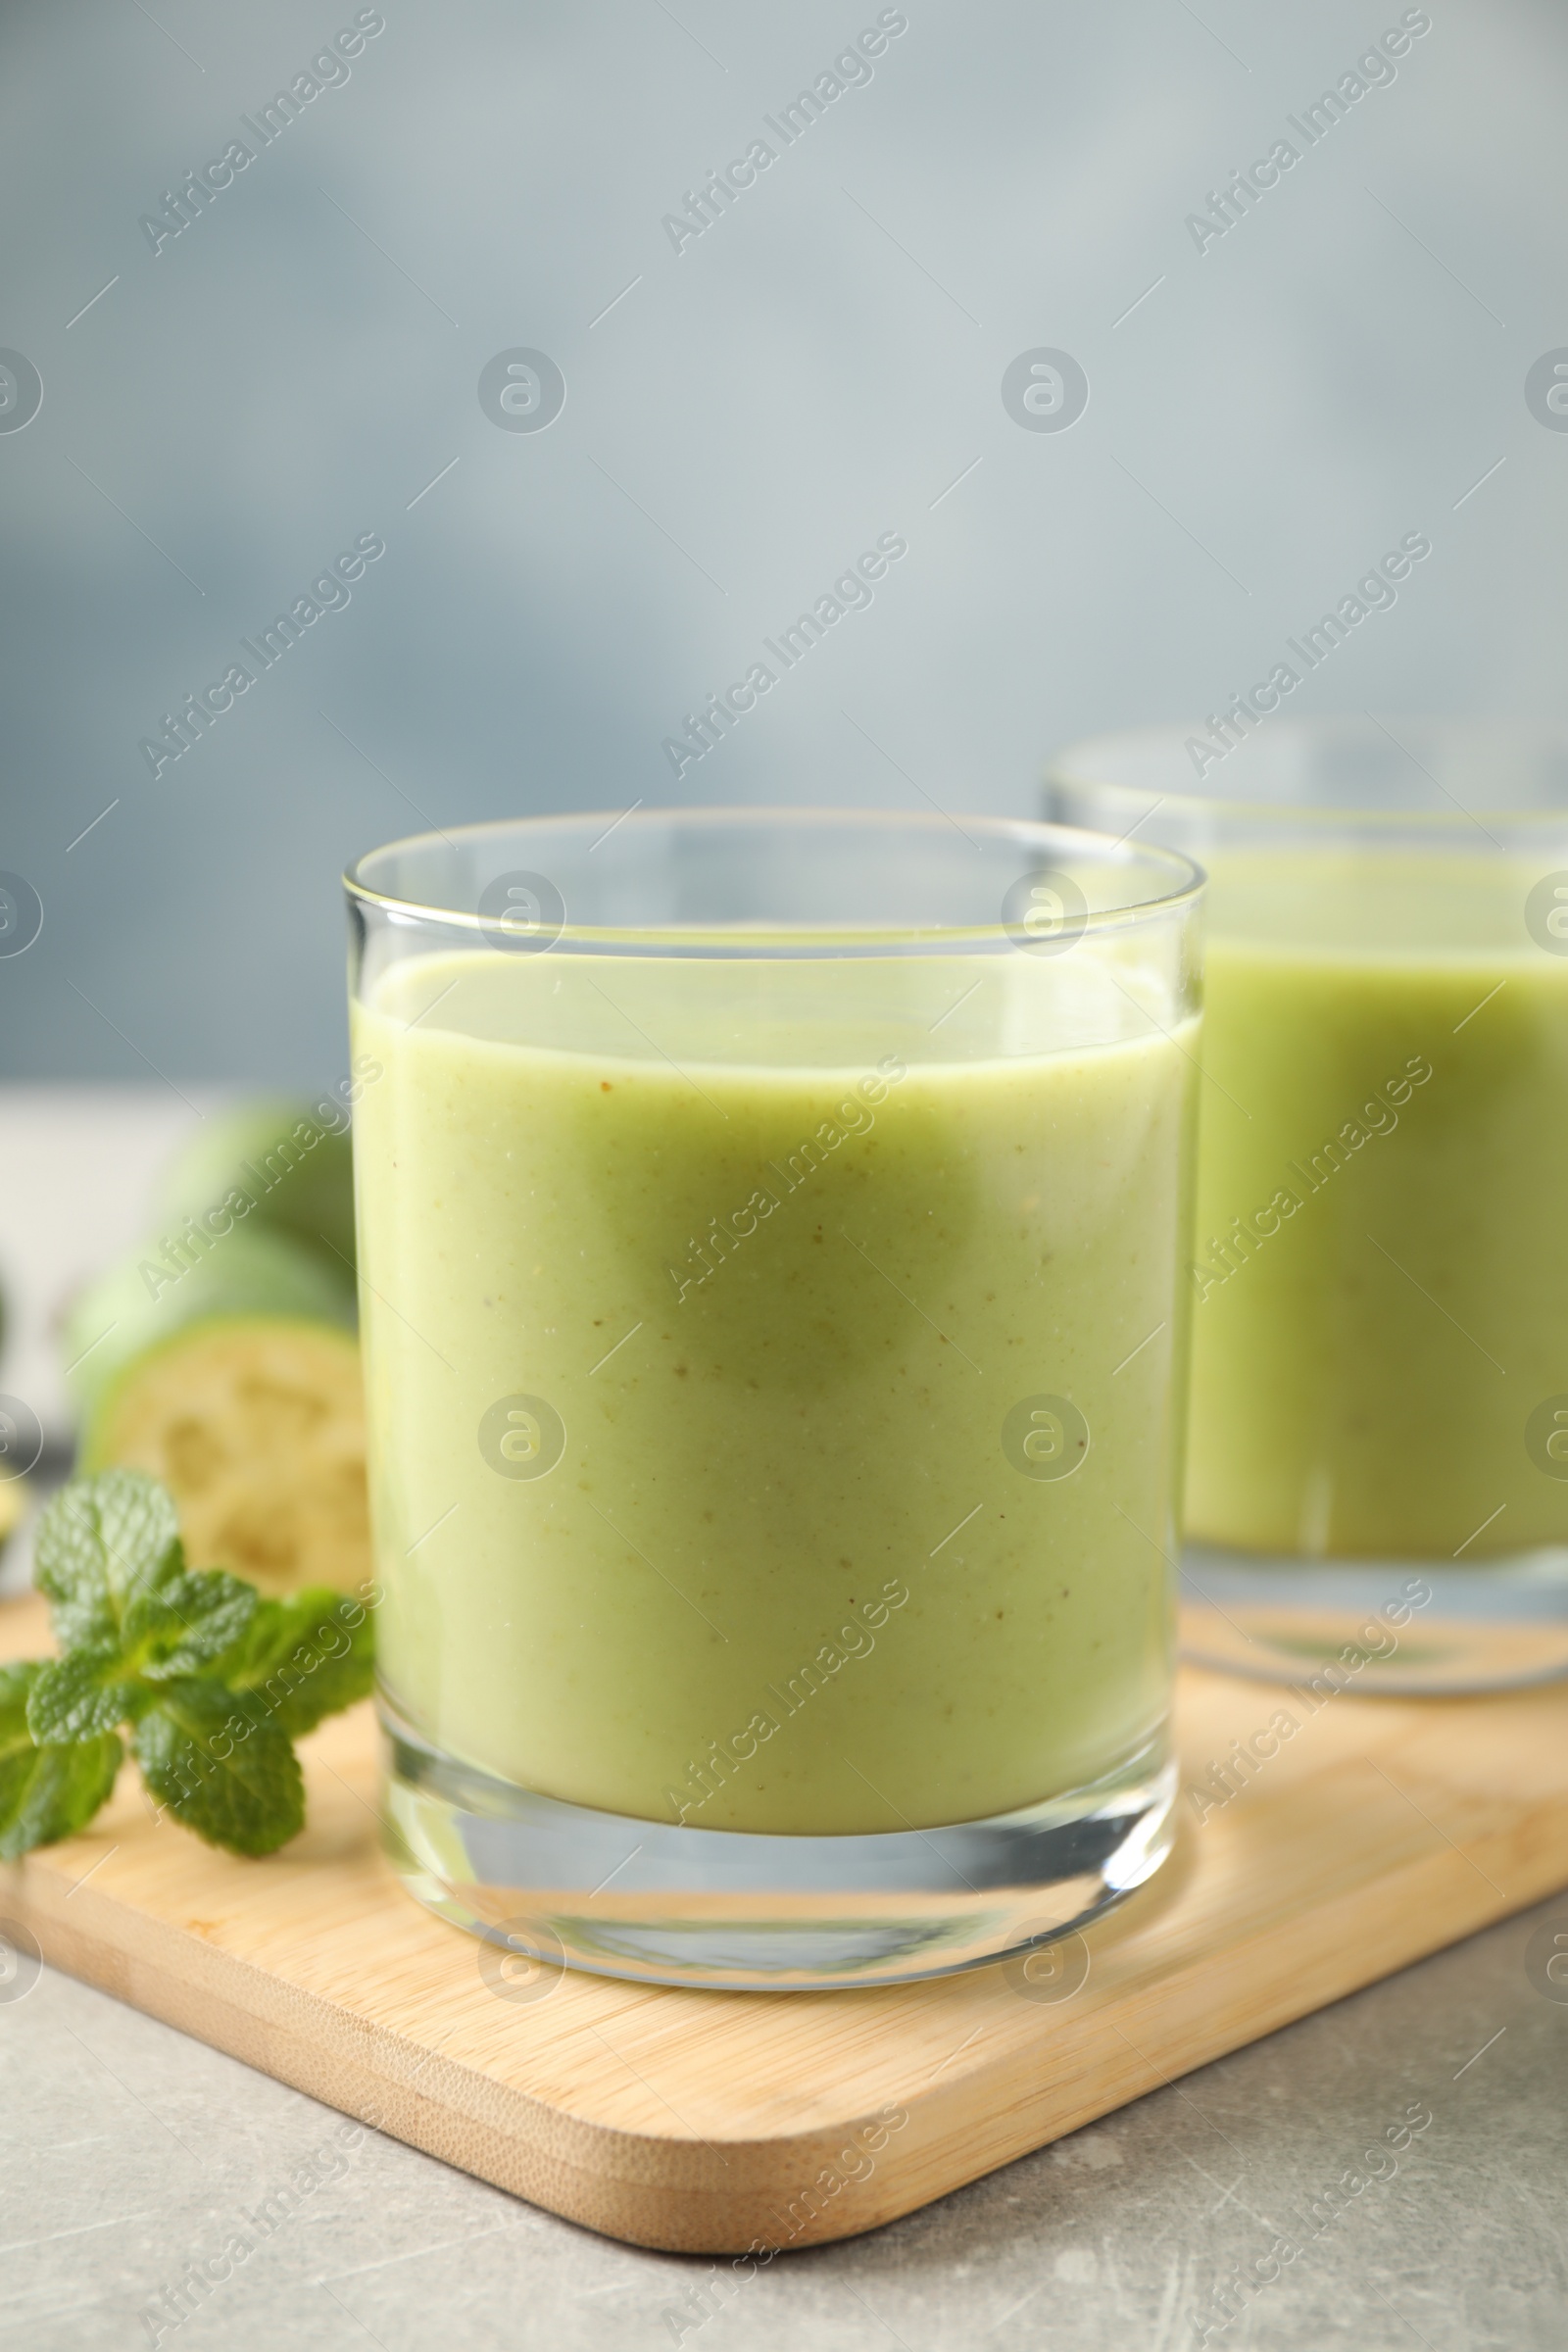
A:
1187,850,1568,1558
352,948,1196,1834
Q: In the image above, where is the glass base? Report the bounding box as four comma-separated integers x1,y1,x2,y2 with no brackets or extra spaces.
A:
1181,1542,1568,1693
379,1707,1176,1989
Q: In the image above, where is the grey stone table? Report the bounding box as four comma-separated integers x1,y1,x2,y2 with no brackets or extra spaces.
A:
3,1092,1565,2348
3,1887,1566,2351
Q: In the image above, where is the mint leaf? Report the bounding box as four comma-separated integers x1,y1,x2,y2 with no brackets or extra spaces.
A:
0,1661,37,1759
0,1662,122,1858
34,1470,183,1648
0,1735,123,1859
124,1569,258,1679
226,1589,375,1738
26,1650,146,1743
133,1680,304,1856
19,1473,373,1863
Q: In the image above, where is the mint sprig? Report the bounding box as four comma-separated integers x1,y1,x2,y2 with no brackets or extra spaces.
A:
0,1469,374,1861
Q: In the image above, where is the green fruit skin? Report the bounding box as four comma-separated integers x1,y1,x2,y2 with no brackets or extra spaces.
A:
76,1311,360,1473
65,1227,357,1436
155,1097,357,1277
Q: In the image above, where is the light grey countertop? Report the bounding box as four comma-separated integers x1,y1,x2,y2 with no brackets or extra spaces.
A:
3,1887,1566,2350
3,1090,1566,2349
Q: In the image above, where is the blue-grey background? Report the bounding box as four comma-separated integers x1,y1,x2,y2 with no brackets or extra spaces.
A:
2,0,1562,1084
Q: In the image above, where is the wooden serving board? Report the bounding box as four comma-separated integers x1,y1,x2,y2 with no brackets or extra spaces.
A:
4,1589,1566,2256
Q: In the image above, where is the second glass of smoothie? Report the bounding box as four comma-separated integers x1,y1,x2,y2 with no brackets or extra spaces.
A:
345,809,1202,1986
1048,717,1568,1691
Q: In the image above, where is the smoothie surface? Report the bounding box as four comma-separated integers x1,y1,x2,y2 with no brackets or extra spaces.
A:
354,948,1196,1832
1188,849,1568,1559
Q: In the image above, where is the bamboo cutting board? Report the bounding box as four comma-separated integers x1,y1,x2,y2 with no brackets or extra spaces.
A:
3,1588,1566,2256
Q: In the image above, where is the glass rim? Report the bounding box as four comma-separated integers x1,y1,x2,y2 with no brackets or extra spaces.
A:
1047,717,1568,832
343,806,1204,951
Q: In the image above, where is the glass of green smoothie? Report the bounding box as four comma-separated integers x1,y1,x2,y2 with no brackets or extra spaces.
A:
345,809,1202,1987
1047,718,1568,1695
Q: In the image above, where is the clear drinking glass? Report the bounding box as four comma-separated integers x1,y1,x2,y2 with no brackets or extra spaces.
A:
344,809,1202,1987
1047,717,1568,1694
